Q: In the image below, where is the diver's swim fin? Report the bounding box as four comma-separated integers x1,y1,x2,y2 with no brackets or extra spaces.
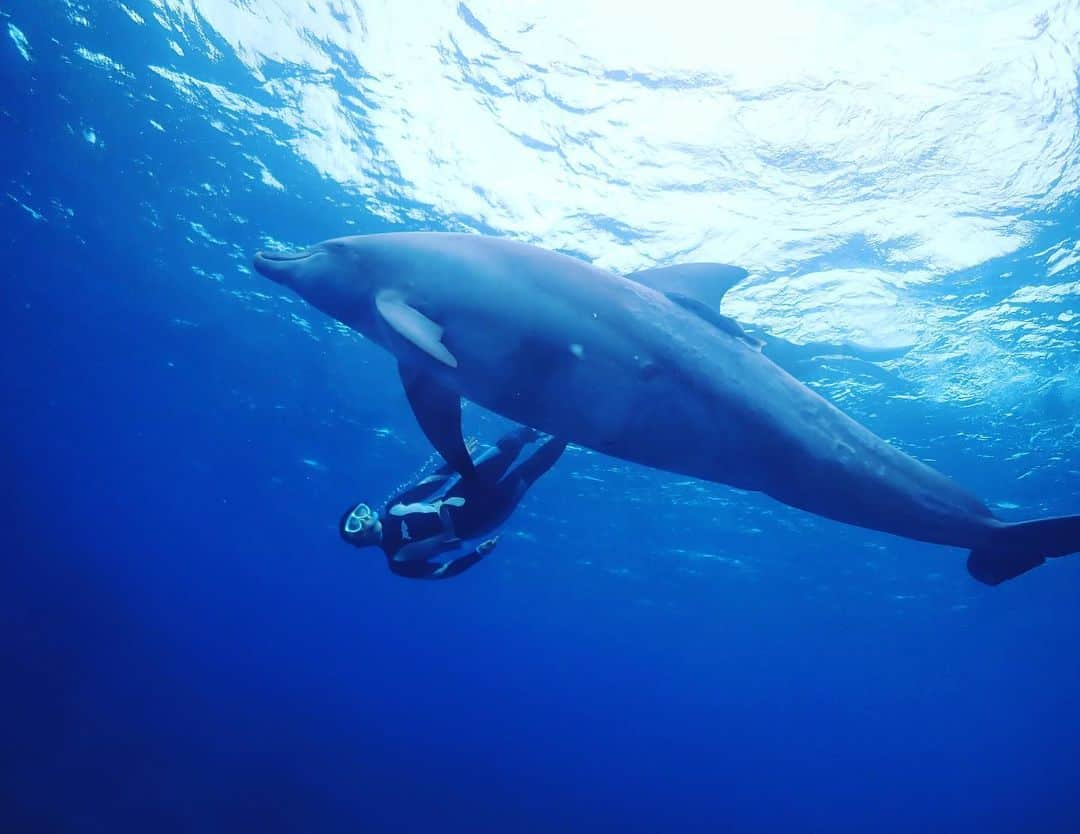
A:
398,363,477,479
967,514,1080,585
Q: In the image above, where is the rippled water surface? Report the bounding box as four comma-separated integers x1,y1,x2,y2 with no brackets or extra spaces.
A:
3,3,1080,833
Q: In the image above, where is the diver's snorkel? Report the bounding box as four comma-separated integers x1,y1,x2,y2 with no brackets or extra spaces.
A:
340,502,383,547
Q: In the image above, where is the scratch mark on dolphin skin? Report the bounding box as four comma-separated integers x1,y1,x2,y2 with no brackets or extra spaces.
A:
638,359,661,381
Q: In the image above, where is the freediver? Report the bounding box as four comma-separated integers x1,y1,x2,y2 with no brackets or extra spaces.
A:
339,427,567,579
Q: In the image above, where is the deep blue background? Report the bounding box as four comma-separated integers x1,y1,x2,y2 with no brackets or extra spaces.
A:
2,3,1079,832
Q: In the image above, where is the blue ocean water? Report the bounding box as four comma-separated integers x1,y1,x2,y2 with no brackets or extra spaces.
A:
2,2,1079,832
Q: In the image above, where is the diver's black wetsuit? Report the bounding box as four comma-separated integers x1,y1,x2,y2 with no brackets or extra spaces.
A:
345,428,566,579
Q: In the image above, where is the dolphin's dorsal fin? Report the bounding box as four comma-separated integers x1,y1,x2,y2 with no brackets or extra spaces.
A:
626,263,749,310
665,292,764,350
398,362,477,480
376,291,458,368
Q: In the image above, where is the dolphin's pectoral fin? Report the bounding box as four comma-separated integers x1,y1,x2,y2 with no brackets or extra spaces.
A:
626,263,749,309
376,291,458,368
665,292,764,350
398,363,477,479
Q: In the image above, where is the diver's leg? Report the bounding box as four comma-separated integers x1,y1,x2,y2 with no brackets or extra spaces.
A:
504,437,567,489
471,426,539,483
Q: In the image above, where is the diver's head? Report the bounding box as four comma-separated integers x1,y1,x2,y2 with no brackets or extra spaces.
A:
339,502,383,547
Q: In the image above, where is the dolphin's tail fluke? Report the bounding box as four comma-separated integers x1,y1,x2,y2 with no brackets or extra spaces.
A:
967,514,1080,585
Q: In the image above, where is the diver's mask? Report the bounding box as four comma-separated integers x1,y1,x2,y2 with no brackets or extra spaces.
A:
340,502,383,546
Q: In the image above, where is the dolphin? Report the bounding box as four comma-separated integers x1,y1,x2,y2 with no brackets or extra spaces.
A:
253,232,1080,585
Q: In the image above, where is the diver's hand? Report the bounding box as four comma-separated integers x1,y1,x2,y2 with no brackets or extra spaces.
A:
516,426,541,444
500,426,540,449
477,537,499,556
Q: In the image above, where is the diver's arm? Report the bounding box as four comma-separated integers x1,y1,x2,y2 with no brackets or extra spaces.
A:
388,538,497,580
508,437,567,488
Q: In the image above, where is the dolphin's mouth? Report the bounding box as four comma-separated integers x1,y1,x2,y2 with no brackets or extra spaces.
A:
257,249,314,262
253,248,315,283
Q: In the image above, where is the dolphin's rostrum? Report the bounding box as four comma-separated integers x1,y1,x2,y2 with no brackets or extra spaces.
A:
253,232,1080,585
